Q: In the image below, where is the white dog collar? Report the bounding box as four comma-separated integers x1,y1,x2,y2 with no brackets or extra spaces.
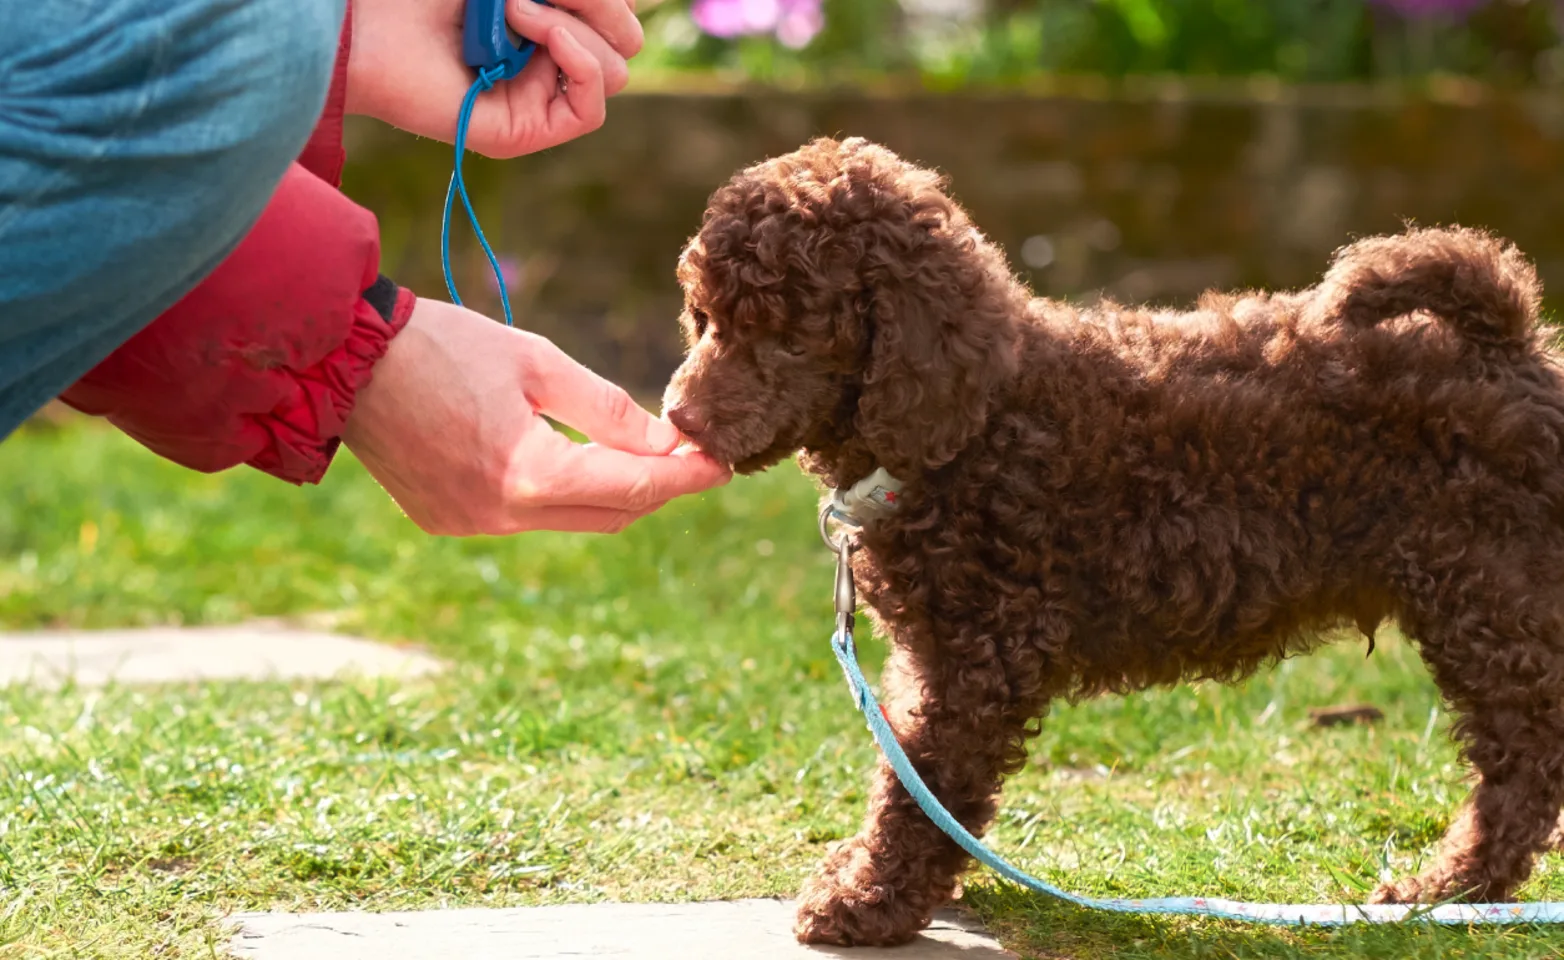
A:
828,467,904,525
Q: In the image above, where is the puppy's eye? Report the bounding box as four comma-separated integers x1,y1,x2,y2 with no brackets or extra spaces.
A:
691,309,709,334
781,340,809,357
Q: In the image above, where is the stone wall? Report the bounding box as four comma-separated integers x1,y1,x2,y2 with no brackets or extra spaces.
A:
341,85,1564,395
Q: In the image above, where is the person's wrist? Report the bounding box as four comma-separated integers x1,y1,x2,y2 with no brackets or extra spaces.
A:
341,0,378,118
341,291,424,450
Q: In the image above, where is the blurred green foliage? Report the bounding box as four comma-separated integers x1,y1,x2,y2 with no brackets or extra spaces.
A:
636,0,1564,86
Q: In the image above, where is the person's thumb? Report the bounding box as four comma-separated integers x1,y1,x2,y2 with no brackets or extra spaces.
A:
522,333,681,454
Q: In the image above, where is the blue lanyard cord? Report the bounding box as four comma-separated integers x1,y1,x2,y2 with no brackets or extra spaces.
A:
829,624,1564,926
441,64,521,326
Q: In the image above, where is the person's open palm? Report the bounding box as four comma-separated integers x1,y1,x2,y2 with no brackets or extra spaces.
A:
346,0,643,157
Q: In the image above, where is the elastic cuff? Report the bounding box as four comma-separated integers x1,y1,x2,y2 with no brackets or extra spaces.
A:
245,276,413,484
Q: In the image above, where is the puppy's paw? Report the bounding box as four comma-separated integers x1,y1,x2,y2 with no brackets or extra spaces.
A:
1370,867,1496,905
793,883,929,947
792,840,937,947
1369,875,1431,905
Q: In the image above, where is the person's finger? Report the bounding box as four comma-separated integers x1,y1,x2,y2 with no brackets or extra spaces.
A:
522,0,644,60
517,442,731,512
523,334,677,454
547,26,611,129
507,0,629,93
464,47,565,158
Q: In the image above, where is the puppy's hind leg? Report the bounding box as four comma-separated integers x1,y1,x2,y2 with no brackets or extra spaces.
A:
1372,555,1564,904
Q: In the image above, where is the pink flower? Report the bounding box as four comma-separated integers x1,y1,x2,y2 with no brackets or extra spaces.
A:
690,0,823,47
775,0,824,48
691,0,777,37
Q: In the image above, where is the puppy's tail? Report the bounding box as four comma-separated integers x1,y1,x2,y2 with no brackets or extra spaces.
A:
1312,225,1541,353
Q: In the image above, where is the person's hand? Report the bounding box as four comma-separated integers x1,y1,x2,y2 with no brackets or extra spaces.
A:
341,298,730,535
345,0,643,158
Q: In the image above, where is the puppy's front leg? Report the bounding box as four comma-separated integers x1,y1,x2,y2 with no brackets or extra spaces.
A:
795,634,1038,946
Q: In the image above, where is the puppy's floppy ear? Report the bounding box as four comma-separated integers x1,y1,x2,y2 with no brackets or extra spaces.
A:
853,219,1021,479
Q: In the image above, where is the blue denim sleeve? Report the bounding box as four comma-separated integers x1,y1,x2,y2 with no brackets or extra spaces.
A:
0,0,348,440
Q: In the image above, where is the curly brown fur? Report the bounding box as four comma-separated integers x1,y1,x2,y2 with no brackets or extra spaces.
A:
663,137,1564,947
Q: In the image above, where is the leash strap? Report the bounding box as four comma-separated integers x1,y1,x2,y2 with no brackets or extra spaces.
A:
440,64,527,326
828,623,1564,925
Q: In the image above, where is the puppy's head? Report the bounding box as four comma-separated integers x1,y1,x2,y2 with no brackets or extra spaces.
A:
662,137,1025,481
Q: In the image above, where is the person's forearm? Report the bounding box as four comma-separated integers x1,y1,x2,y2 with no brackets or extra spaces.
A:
59,167,415,484
41,0,425,485
0,0,350,440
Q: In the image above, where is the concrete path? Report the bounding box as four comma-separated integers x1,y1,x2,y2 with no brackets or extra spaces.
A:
0,622,441,688
1,630,1011,956
229,900,1015,959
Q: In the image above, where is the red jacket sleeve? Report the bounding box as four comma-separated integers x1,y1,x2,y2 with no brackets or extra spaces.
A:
59,2,416,485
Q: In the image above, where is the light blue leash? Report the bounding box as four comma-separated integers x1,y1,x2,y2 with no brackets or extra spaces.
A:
821,505,1564,926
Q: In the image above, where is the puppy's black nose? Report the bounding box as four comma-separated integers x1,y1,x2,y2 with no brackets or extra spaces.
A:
667,405,708,439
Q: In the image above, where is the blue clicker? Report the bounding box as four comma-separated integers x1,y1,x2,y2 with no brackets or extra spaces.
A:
462,0,539,80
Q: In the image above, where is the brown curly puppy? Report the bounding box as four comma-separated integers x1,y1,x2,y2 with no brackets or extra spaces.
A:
662,136,1564,947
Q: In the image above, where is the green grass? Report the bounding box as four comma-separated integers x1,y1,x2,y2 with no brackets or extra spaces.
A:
4,423,1564,959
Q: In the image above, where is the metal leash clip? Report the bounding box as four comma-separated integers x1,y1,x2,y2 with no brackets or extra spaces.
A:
819,502,858,632
820,501,863,701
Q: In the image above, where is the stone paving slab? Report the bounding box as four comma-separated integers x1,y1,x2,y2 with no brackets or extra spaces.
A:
229,899,1016,959
0,622,441,688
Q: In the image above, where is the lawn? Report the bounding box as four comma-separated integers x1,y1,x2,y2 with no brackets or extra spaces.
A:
4,422,1564,959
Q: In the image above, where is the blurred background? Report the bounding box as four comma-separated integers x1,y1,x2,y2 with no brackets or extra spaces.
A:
345,0,1564,397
